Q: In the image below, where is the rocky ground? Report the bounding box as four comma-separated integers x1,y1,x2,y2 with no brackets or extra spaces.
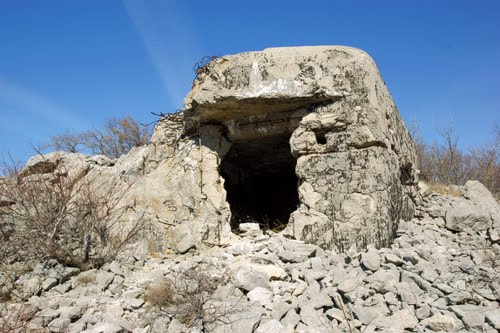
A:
1,180,499,333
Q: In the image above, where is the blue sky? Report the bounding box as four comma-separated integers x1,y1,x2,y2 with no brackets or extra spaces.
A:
1,0,499,162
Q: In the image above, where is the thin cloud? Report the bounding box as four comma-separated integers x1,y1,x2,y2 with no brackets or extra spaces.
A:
0,76,86,129
123,0,201,109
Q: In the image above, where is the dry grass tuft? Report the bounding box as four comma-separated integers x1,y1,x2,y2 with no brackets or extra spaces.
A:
423,181,460,197
74,270,96,286
144,266,243,331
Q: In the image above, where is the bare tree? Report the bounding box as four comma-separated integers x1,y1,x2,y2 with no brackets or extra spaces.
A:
47,115,152,158
48,130,89,154
85,115,152,158
413,121,499,196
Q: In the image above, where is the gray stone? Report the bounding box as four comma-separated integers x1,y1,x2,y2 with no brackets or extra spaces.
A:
277,250,309,263
96,271,115,290
110,318,135,332
103,303,124,322
20,153,60,176
123,298,144,310
271,300,290,320
61,267,81,282
68,321,87,333
247,287,273,307
165,318,189,333
489,227,500,243
210,304,263,333
337,279,358,294
234,266,269,291
361,249,381,271
281,308,301,328
396,282,418,305
108,261,124,276
150,316,171,333
450,305,493,330
255,319,287,333
239,223,260,232
415,304,431,320
485,309,500,330
32,308,60,326
385,253,404,266
352,304,388,325
176,236,196,254
229,241,255,256
383,292,399,306
371,309,417,330
402,252,420,265
462,181,500,222
58,305,85,320
42,277,59,291
299,303,323,327
421,314,457,332
23,276,42,296
91,322,126,333
446,204,492,232
401,271,439,295
81,312,99,325
325,307,351,323
53,282,72,294
435,283,454,295
364,269,399,293
309,291,334,309
48,317,71,332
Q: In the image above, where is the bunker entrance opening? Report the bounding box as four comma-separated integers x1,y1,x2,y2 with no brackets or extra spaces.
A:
220,135,299,231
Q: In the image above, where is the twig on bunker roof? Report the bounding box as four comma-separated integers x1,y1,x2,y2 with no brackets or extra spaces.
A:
192,56,221,74
192,56,228,86
142,110,184,127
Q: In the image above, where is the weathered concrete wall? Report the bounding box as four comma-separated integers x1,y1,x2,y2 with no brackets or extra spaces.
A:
184,46,418,252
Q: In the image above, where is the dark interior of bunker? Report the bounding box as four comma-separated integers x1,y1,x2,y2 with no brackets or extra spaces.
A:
220,134,299,231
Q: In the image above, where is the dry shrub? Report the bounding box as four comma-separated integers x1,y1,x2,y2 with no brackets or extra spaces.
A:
48,115,152,158
471,243,500,298
422,181,460,197
410,121,499,196
0,304,48,333
74,270,97,286
0,156,146,271
144,280,176,309
144,267,242,330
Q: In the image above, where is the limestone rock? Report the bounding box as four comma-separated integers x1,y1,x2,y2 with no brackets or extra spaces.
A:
445,204,492,232
96,271,115,290
255,319,287,333
247,287,273,307
485,309,500,330
421,314,457,332
361,249,381,271
234,265,270,291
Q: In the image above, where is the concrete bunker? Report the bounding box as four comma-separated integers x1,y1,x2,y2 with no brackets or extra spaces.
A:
220,134,299,231
181,46,418,252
